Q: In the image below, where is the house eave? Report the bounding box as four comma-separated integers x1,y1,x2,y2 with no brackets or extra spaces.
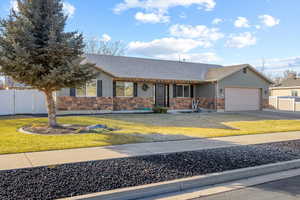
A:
113,77,211,84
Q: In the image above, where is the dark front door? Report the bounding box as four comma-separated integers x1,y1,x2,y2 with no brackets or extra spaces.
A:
155,83,166,107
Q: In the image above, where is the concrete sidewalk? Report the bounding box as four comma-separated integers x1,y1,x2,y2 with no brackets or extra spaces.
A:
1,131,300,171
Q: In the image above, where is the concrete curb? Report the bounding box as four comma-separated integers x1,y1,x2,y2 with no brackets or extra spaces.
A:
60,159,300,200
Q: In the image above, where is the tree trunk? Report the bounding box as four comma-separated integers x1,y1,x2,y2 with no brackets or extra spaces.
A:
44,91,58,128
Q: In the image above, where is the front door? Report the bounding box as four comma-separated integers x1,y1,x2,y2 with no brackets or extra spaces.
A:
155,83,166,107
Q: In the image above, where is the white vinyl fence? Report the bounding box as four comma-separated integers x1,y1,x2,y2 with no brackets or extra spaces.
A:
0,89,47,115
269,96,300,112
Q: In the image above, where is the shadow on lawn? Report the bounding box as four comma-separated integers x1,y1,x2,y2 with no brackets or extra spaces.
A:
97,111,300,130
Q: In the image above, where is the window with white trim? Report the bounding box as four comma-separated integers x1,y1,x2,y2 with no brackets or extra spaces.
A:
76,80,97,97
116,82,134,97
176,85,190,98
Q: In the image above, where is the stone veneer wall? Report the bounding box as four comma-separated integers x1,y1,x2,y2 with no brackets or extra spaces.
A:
57,96,225,111
57,96,113,111
262,98,270,109
216,98,225,110
195,97,216,109
170,98,192,110
113,97,154,111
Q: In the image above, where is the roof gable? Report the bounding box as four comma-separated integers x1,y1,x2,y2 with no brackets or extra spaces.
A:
206,64,273,84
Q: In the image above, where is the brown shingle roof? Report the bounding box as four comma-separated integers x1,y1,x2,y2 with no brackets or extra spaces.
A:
84,54,272,83
205,64,247,81
279,78,300,87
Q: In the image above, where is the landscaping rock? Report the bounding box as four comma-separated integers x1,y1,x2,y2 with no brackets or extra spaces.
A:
1,140,300,200
87,124,107,130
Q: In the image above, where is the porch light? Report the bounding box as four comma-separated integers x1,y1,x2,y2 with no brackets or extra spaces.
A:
219,89,223,95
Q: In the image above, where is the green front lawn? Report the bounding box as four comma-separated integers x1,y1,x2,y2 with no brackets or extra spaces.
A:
0,117,147,155
1,115,300,155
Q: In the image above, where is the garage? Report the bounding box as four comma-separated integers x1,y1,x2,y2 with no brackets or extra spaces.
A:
225,88,261,111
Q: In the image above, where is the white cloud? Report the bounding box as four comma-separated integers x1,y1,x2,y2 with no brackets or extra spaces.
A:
226,32,257,48
135,12,170,23
63,2,76,17
156,52,220,63
234,17,250,28
255,25,261,29
10,0,76,17
128,37,209,57
101,34,112,42
259,15,280,27
169,24,224,47
10,0,18,11
212,18,223,25
114,0,216,13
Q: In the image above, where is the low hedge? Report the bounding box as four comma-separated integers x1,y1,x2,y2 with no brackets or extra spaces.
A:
152,106,168,114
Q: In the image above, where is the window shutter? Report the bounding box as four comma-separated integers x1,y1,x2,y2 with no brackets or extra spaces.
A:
173,84,177,98
113,81,116,97
190,85,194,98
97,80,102,97
134,83,138,97
70,88,76,97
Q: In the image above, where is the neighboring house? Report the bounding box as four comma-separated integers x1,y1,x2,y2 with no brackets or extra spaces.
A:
3,76,28,89
270,73,300,97
56,54,272,112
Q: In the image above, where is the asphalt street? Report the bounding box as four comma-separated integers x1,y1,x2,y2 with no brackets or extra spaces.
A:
193,175,300,200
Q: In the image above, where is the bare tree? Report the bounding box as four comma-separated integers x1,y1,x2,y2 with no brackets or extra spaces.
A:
85,38,126,56
283,69,297,79
272,75,283,86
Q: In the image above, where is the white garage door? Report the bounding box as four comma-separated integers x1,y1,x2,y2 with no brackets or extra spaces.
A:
225,88,261,111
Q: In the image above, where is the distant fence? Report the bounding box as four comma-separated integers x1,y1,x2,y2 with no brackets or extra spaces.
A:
269,96,300,112
0,89,47,115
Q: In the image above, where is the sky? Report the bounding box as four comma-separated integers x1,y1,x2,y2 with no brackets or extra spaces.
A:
0,0,300,77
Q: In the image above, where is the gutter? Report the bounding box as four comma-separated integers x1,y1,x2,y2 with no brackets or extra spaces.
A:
270,86,300,90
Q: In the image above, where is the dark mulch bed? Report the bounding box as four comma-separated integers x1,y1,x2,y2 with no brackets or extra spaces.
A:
23,124,90,135
1,140,300,200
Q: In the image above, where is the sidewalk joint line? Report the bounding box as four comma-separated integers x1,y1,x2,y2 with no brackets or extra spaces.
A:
23,153,34,167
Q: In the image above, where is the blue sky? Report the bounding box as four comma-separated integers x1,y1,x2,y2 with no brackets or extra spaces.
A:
1,0,300,76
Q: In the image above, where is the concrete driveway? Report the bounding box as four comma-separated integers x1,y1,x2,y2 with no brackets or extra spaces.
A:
236,110,300,120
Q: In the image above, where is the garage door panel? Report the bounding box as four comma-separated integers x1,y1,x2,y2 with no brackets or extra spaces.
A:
225,88,260,111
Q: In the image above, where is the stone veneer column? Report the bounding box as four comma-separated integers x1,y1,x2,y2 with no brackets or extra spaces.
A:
216,98,225,110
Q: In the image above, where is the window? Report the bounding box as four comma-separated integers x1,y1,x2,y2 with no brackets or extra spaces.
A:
76,86,86,97
176,85,183,97
116,82,134,97
176,85,190,98
86,81,97,97
76,80,97,97
292,90,298,97
243,68,247,74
